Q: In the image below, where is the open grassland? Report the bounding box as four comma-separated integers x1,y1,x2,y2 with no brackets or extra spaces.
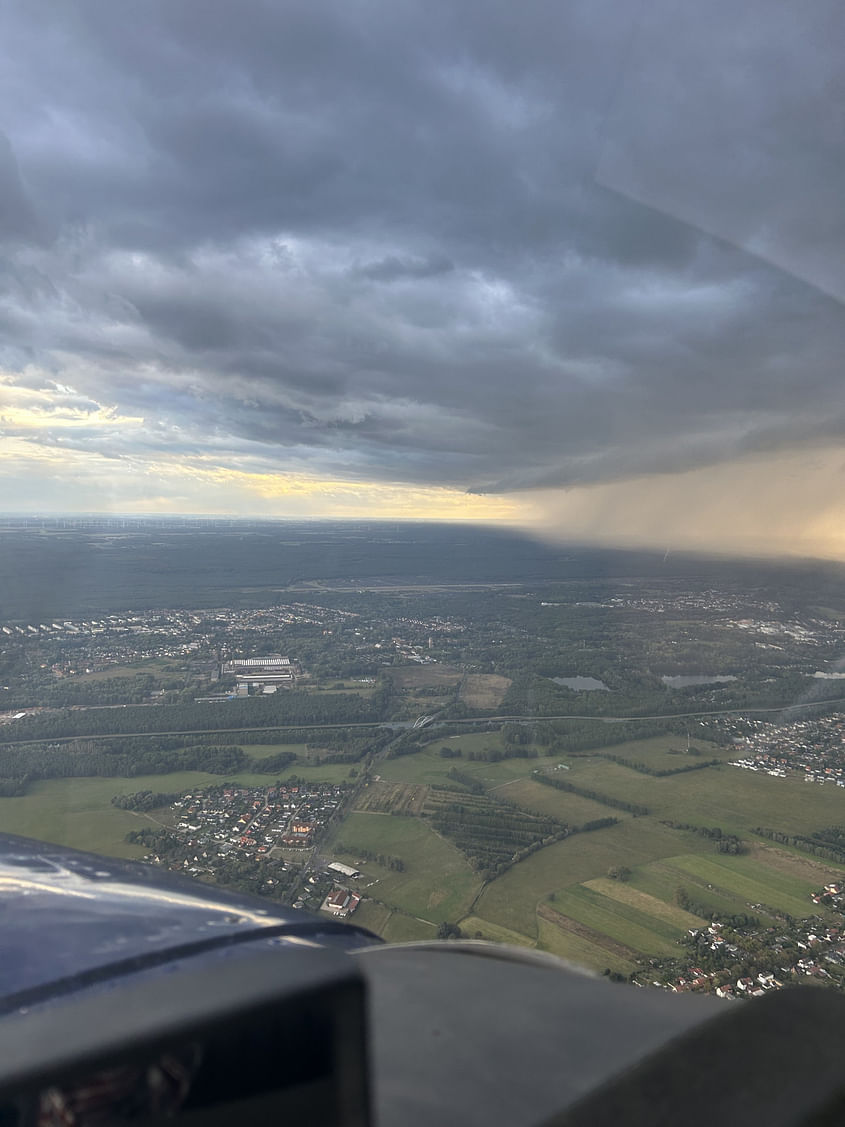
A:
469,826,828,972
537,904,640,973
749,842,845,888
583,878,706,931
628,844,840,925
548,885,683,956
332,897,434,943
668,853,823,919
380,912,438,943
565,754,845,837
584,733,730,770
0,754,356,860
379,741,544,788
536,915,636,977
459,674,512,709
0,770,281,859
345,899,391,935
474,819,701,938
245,756,354,782
459,915,536,948
330,811,482,924
492,777,625,826
74,658,178,682
629,862,744,920
389,665,463,689
239,742,310,759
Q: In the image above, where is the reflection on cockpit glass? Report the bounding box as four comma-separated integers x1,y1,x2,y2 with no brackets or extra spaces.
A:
35,1046,201,1126
2,1007,325,1127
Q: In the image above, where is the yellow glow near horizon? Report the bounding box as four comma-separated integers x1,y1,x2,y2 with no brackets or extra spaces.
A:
0,437,522,521
6,374,845,556
140,461,523,520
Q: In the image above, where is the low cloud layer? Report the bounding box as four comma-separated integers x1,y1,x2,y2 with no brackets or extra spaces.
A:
1,1,844,547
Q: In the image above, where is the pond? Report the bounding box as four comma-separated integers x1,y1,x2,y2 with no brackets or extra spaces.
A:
551,676,610,691
660,674,738,688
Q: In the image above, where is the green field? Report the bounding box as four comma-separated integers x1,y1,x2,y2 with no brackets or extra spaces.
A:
0,771,274,859
667,853,820,919
563,757,845,837
242,742,310,759
310,682,376,697
460,915,536,948
584,877,706,931
346,899,392,935
630,862,745,920
74,658,178,682
630,844,838,925
240,755,355,782
9,725,845,975
492,777,625,826
549,885,681,956
379,739,545,788
583,733,731,769
331,811,483,924
474,818,702,939
536,916,636,977
349,738,845,961
380,913,438,943
0,756,352,860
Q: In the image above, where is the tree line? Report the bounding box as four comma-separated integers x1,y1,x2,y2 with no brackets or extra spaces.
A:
0,739,293,794
754,825,845,864
0,724,392,796
532,771,650,815
592,752,721,777
675,885,759,929
112,790,182,811
661,821,744,853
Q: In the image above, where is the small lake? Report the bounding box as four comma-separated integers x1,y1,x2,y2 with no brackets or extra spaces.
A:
552,676,610,691
661,674,738,688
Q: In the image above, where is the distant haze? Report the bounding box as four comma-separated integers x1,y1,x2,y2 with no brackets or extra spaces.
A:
1,2,844,556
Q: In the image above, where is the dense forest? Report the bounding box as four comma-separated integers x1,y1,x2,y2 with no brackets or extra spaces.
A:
7,684,392,741
0,726,392,796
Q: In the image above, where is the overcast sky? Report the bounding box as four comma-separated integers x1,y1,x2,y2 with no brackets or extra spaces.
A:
1,0,844,555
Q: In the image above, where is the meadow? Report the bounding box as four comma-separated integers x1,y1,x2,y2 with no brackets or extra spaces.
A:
7,717,843,975
565,757,845,837
367,733,845,971
473,818,701,939
458,674,512,709
0,752,355,859
330,811,483,925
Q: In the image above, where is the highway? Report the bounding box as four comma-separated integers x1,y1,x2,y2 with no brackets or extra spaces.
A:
4,696,845,746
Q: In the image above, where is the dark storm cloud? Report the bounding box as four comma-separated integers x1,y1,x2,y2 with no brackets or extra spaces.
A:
0,133,41,244
358,256,456,283
1,0,844,495
597,0,845,304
